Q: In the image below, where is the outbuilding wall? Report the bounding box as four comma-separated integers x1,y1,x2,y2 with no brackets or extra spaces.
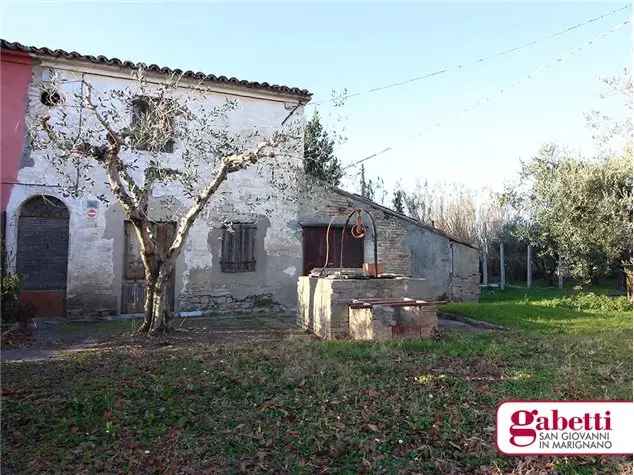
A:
299,188,480,302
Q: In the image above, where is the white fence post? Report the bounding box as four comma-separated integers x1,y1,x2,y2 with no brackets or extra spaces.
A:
500,242,505,290
527,245,532,288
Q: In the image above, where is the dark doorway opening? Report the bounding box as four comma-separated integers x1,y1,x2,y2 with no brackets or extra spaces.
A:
16,195,69,318
301,225,364,276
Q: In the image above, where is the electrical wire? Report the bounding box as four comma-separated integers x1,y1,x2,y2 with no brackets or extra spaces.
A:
309,4,631,107
341,18,631,172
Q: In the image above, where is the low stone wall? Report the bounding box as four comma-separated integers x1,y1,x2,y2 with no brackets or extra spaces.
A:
449,243,481,301
449,273,480,301
297,276,436,339
349,305,437,341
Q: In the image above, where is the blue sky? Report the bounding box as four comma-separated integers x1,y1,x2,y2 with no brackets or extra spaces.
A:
1,1,631,196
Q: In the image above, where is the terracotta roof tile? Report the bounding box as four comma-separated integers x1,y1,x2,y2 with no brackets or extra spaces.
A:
1,39,312,99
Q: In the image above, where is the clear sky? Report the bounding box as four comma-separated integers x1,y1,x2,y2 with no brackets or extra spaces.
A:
1,1,631,197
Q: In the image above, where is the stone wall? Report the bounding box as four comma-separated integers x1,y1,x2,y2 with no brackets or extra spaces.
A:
298,276,435,339
449,243,481,301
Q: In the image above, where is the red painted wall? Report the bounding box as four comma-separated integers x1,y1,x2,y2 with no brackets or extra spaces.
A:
1,50,33,211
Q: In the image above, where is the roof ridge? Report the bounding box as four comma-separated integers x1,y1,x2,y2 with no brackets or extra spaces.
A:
332,187,479,250
0,39,312,99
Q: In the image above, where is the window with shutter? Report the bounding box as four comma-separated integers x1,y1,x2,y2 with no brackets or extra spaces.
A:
220,223,257,273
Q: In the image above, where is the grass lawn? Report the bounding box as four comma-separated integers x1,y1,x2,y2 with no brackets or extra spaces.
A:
2,288,632,474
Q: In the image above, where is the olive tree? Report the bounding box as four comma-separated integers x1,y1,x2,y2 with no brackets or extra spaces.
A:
516,144,631,285
29,68,304,335
508,71,633,288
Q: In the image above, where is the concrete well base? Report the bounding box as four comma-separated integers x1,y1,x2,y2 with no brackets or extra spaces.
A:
297,275,437,340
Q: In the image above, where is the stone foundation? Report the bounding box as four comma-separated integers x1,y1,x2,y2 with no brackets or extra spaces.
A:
179,292,286,314
297,276,437,339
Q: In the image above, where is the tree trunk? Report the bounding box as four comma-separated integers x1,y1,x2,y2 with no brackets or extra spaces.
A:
482,252,488,286
137,262,175,335
624,265,633,303
149,278,170,334
137,275,156,335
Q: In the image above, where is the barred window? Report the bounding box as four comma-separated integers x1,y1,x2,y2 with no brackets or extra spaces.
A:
221,223,257,273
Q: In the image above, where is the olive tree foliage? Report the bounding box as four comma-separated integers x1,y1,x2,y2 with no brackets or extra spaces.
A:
511,144,631,284
506,70,633,286
586,69,632,154
28,68,304,334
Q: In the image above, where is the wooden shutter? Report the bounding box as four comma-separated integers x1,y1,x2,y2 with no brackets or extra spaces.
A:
221,223,256,273
124,222,145,280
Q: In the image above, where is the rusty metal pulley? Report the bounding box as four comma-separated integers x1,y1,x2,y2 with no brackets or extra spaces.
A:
318,208,379,277
350,209,366,239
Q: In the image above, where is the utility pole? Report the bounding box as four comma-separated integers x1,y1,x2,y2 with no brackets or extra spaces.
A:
499,242,505,290
527,245,533,288
360,164,367,198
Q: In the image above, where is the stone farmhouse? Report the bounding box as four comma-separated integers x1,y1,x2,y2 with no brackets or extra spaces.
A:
0,39,480,320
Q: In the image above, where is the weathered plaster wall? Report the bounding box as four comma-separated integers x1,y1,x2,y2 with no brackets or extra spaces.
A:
5,57,478,317
406,224,452,298
4,59,305,316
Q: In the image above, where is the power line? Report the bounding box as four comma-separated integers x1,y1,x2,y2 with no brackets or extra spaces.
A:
341,18,631,173
309,4,631,107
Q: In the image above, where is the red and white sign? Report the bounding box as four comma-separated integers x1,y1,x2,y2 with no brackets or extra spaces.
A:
497,401,634,455
86,208,97,219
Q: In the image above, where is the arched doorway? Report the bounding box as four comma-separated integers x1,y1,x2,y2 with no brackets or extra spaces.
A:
16,195,69,317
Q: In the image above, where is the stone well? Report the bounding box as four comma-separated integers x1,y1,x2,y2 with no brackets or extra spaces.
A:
297,275,439,340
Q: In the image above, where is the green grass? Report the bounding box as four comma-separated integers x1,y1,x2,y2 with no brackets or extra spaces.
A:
2,288,632,474
445,286,632,334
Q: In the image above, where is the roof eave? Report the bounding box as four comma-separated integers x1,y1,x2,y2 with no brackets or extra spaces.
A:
0,39,312,100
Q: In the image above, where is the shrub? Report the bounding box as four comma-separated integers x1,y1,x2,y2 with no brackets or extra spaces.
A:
560,292,632,313
1,274,31,325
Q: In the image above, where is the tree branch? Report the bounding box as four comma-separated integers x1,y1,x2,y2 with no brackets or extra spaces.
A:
165,142,272,263
84,82,121,145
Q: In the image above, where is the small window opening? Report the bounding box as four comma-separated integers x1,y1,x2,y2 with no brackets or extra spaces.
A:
221,223,257,273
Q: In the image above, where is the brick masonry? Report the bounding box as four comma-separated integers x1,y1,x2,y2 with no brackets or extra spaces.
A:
299,188,481,303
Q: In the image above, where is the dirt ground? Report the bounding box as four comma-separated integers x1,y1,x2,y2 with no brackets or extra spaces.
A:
1,313,309,362
1,312,489,363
